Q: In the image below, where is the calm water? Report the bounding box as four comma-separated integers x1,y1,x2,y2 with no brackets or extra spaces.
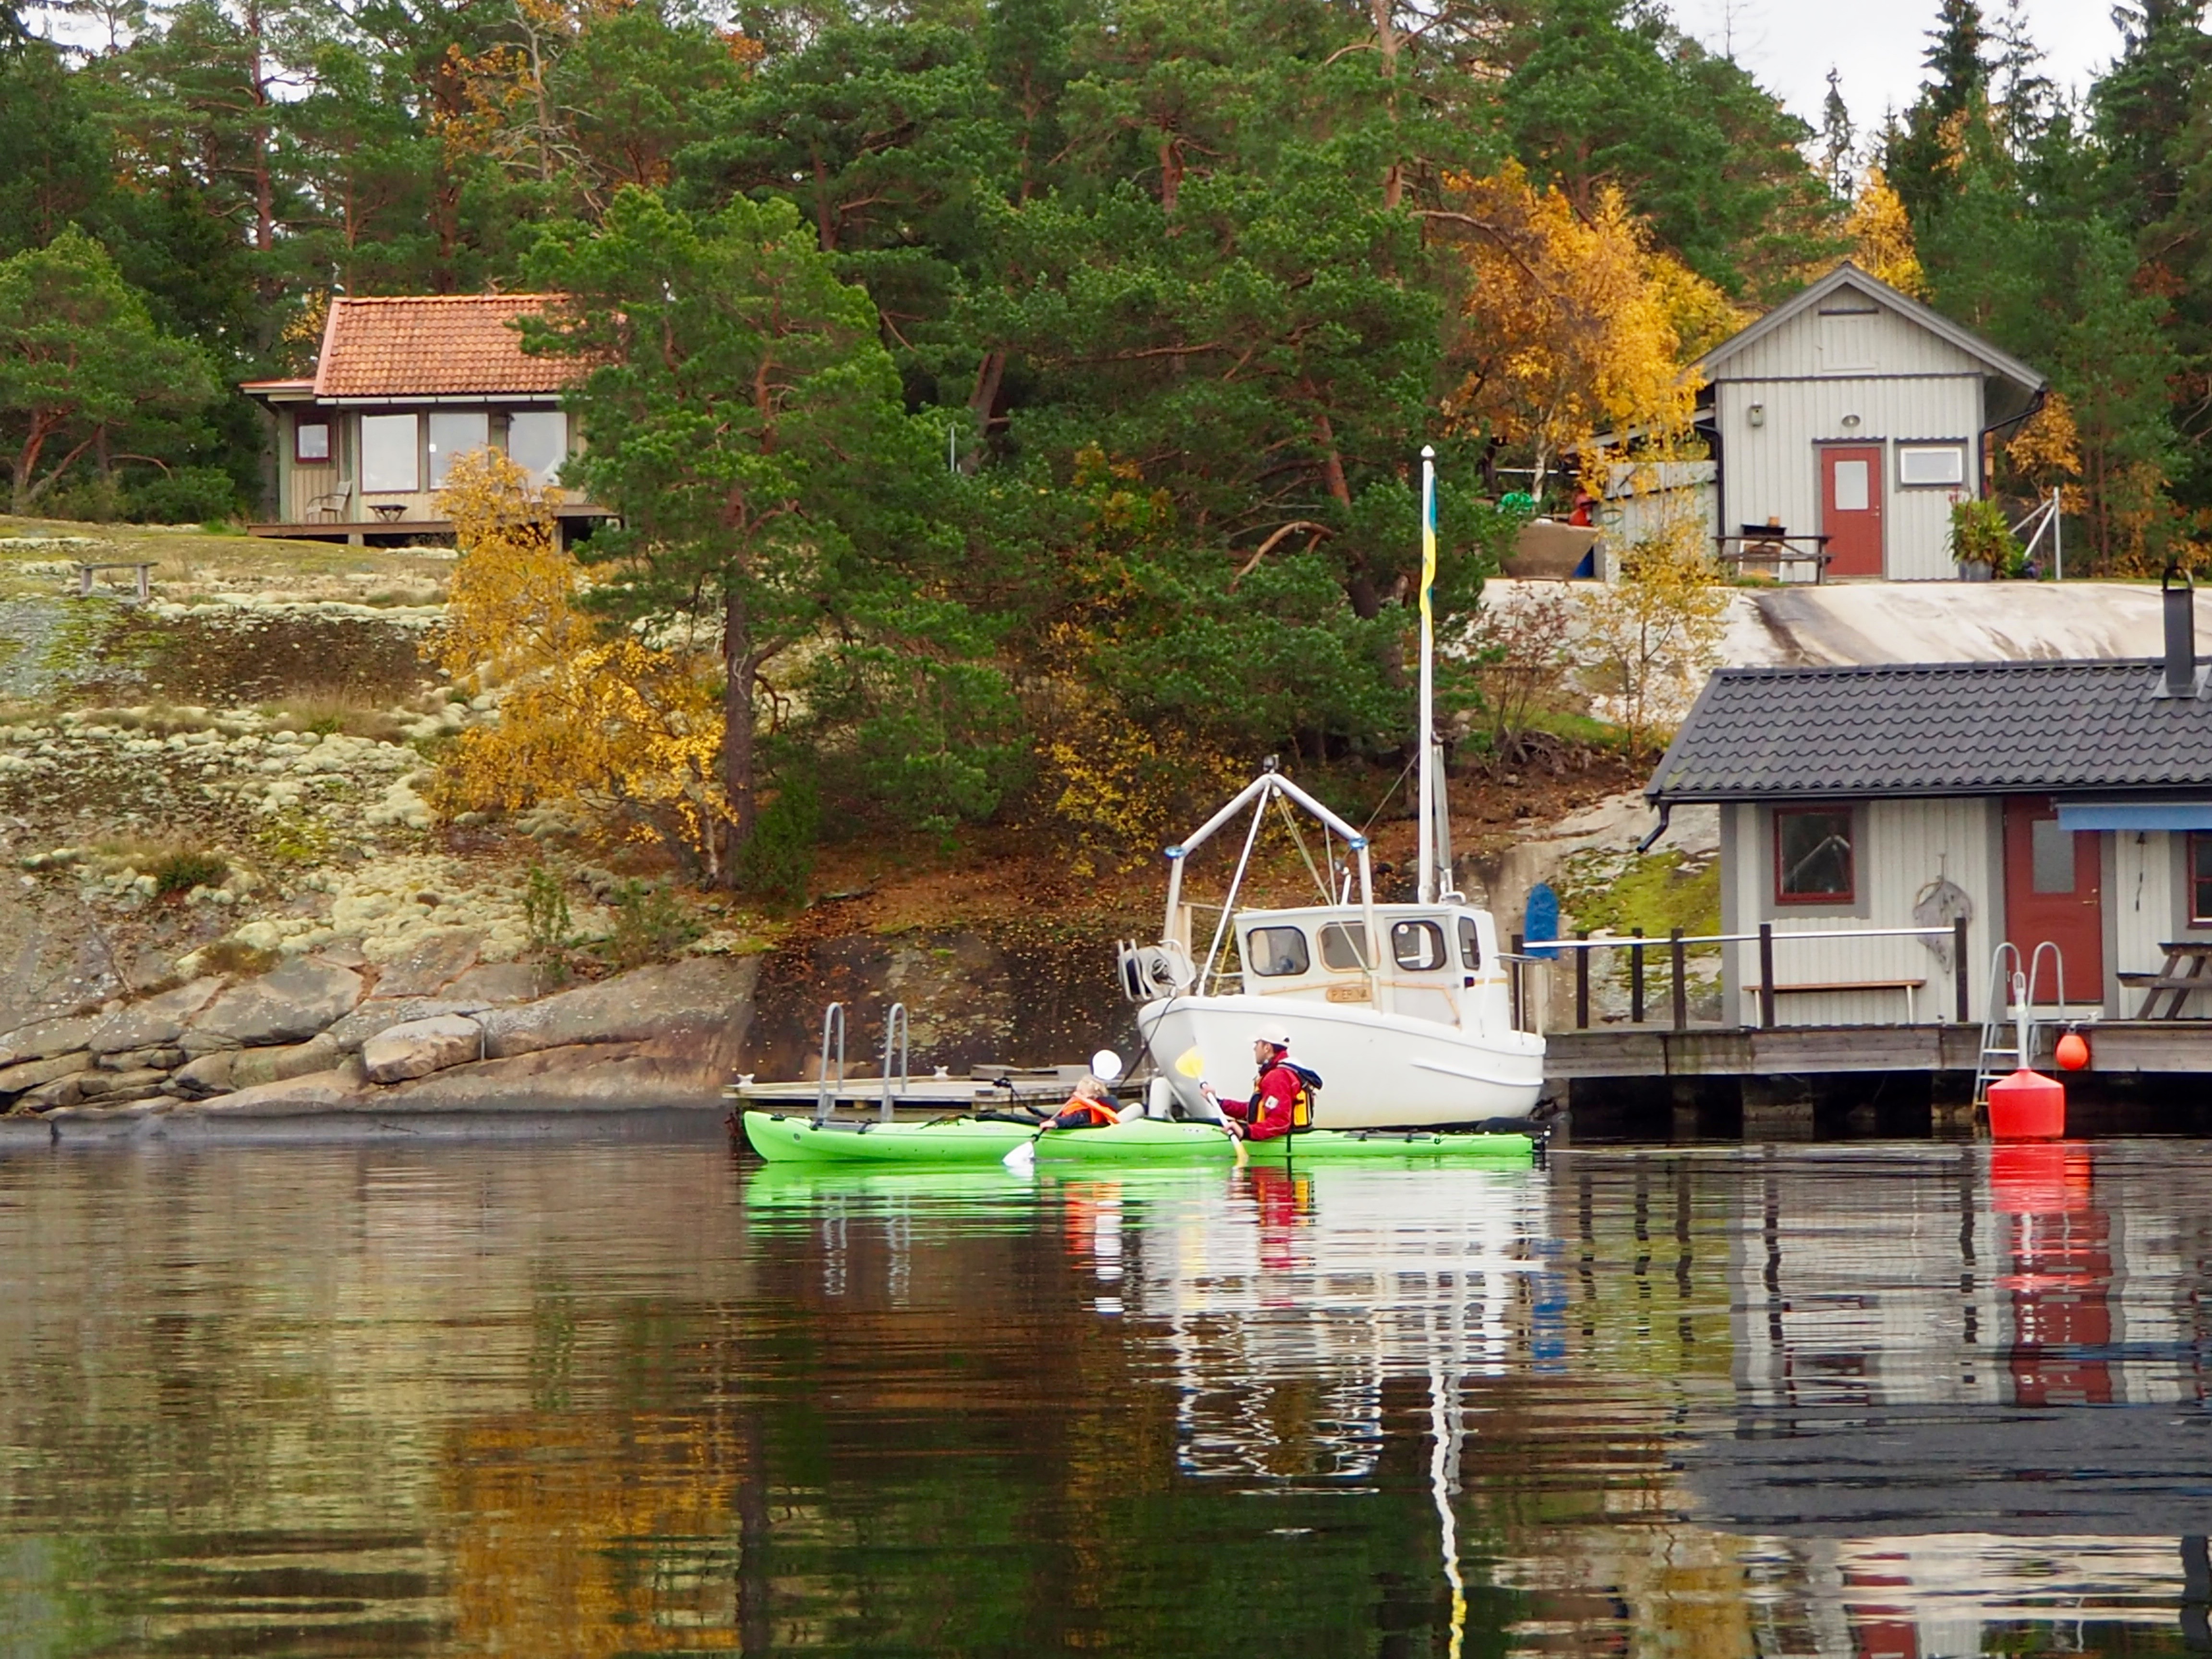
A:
0,1139,2208,1656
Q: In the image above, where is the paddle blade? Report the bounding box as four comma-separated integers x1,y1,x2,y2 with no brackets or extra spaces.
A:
1003,1141,1037,1173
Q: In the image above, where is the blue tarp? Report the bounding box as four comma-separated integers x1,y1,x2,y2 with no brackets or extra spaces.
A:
2056,802,2212,832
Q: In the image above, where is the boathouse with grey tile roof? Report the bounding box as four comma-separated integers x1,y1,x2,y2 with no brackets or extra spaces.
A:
1645,586,2212,1027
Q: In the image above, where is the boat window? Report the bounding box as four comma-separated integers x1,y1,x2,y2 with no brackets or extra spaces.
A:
1245,926,1311,977
1457,915,1482,970
1391,919,1447,972
1318,922,1370,971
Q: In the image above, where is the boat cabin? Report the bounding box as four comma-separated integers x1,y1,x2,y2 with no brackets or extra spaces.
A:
1217,904,1509,1032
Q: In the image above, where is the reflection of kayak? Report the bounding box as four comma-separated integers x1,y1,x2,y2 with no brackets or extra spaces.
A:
741,1110,1036,1165
741,1162,1029,1208
1032,1117,1536,1164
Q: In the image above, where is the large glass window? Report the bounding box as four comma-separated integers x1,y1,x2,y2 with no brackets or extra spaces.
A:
1318,922,1369,971
1774,808,1854,903
360,413,418,493
1390,919,1447,972
427,410,490,489
507,409,567,487
1244,926,1310,977
2192,833,2212,926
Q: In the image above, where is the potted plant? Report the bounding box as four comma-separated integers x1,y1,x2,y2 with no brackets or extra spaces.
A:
1949,497,2021,581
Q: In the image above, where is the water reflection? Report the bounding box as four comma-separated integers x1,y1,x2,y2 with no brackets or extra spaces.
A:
0,1142,2207,1653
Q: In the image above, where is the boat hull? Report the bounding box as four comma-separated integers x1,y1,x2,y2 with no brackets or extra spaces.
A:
1138,994,1544,1130
741,1110,1035,1165
1033,1116,1535,1164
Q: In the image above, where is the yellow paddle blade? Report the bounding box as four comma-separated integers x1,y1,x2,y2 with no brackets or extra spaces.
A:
1174,1046,1206,1079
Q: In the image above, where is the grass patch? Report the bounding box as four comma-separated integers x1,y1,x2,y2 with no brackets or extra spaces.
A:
150,848,228,896
258,689,409,744
196,938,279,977
254,806,338,867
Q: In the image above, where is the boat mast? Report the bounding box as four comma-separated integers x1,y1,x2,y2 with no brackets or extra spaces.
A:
1417,445,1438,904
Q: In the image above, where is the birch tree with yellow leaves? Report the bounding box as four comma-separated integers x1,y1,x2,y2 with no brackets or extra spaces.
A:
430,450,729,872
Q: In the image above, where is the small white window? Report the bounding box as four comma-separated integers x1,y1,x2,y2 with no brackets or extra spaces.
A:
294,418,330,464
507,409,567,487
1832,458,1870,512
360,413,419,493
1390,920,1447,972
2031,818,2076,894
427,410,490,489
1898,444,1967,487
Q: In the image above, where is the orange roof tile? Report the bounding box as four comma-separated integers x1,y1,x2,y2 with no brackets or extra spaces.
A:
312,294,576,399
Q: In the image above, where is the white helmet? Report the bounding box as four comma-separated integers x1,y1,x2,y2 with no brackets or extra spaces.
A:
1250,1023,1292,1050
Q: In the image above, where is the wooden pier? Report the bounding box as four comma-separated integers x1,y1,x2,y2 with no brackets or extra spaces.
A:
1550,1019,2212,1080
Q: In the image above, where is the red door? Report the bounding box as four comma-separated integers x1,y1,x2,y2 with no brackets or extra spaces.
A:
1820,445,1886,577
2002,796,2103,998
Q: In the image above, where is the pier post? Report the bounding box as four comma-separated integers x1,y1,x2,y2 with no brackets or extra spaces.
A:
1510,933,1523,1032
1630,929,1645,1024
1670,928,1687,1031
1953,916,1971,1022
1575,931,1590,1029
1758,924,1776,1029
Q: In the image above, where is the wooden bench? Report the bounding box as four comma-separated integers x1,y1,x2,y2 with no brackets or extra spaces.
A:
1752,978,1927,1022
72,561,156,602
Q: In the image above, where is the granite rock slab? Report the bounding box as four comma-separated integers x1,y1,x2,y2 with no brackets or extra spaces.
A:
192,959,364,1048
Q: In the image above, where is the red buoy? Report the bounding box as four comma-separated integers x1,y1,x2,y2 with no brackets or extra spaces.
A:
1987,1068,2066,1140
2055,1030,2090,1071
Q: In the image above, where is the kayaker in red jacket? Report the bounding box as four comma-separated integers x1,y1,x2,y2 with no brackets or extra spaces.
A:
1220,1026,1303,1143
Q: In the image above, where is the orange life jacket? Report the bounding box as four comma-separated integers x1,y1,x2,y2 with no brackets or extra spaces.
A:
1055,1097,1118,1128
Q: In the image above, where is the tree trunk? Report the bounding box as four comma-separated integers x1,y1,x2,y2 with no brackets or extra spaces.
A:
721,589,757,885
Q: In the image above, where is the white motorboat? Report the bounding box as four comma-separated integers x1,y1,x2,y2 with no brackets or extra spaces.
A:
1117,447,1547,1130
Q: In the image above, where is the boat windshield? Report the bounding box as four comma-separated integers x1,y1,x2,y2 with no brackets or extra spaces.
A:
1391,919,1448,972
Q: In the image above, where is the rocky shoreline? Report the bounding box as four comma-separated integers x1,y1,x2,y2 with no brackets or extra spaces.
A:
0,929,754,1143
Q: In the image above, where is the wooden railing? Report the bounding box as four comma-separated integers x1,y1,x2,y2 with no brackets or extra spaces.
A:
1507,918,1972,1032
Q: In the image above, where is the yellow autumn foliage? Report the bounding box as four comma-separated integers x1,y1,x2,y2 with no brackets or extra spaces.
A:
1440,163,1724,475
2006,392,2087,515
429,451,729,868
1036,665,1241,877
1842,168,1927,298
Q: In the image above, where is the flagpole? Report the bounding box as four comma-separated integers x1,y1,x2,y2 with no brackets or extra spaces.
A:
1417,445,1437,905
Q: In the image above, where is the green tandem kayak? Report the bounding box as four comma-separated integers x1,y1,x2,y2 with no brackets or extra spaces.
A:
1029,1117,1535,1164
741,1110,1535,1167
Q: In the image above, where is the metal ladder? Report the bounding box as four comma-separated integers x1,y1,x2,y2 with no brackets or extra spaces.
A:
810,999,911,1123
1973,941,2068,1106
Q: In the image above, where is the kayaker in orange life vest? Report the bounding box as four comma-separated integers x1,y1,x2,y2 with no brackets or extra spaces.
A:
1039,1073,1121,1130
1215,1025,1303,1143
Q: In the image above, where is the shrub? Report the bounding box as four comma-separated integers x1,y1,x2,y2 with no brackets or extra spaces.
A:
605,879,699,970
127,466,239,525
735,775,820,907
522,864,571,956
150,848,228,897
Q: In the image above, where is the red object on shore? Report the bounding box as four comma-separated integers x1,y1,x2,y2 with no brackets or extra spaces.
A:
1988,1068,2066,1139
2055,1030,2090,1071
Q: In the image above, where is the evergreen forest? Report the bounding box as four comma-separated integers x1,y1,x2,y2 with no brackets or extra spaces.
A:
1,0,2207,882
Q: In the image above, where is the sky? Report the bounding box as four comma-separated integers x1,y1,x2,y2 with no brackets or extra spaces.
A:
1687,0,2130,139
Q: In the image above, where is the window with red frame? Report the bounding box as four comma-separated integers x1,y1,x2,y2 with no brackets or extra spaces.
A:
2191,832,2212,926
1775,807,1854,904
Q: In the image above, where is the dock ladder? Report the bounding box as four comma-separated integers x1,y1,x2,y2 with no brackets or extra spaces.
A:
1973,941,2070,1107
813,1001,846,1124
878,1002,909,1123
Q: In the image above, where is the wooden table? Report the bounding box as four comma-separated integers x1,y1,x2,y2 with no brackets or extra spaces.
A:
368,502,409,522
2119,942,2212,1018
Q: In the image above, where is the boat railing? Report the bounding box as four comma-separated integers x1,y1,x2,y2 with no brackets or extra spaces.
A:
879,1002,910,1123
1506,918,1973,1032
814,1001,846,1123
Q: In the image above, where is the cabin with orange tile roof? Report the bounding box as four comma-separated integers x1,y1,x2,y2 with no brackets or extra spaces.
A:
241,293,610,544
